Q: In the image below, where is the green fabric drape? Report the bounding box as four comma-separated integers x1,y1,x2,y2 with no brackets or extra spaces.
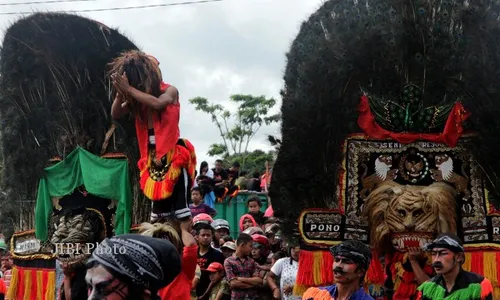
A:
35,147,132,241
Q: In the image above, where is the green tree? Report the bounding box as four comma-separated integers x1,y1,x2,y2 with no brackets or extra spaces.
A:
226,150,275,174
189,94,280,168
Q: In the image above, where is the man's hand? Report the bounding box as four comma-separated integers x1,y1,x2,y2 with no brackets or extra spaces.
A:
283,285,293,295
181,217,193,232
272,288,281,299
408,247,424,262
111,72,131,95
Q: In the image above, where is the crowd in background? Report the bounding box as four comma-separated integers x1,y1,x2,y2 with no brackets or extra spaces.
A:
187,159,300,300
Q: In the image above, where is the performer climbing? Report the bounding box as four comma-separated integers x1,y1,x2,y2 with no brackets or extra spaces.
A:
110,50,196,221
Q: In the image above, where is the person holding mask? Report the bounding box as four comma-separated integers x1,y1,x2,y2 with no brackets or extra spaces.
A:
416,233,493,300
302,240,373,300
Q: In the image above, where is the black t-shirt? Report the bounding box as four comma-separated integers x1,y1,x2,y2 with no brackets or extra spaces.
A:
197,247,225,299
212,168,229,183
246,178,261,192
227,168,239,186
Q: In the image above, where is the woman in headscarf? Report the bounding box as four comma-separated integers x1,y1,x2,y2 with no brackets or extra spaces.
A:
239,214,257,231
85,234,181,299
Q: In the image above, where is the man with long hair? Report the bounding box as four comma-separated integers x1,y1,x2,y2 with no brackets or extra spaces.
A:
109,50,196,221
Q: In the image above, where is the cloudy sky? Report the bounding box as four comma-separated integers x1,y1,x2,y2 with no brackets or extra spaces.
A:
0,0,322,167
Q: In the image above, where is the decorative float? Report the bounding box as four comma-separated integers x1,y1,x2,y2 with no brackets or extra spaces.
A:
270,0,500,299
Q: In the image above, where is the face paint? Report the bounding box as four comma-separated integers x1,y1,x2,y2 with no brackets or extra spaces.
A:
86,265,129,300
430,248,461,275
333,256,360,284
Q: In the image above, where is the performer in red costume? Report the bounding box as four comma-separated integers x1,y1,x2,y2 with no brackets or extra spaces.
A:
110,50,196,220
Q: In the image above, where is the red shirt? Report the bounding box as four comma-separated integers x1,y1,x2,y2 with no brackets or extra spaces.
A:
158,244,198,300
0,278,5,295
136,82,180,169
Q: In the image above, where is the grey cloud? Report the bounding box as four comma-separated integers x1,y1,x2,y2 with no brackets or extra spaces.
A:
0,0,322,166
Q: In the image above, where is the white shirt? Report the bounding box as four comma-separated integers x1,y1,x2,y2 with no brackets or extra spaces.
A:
270,257,301,300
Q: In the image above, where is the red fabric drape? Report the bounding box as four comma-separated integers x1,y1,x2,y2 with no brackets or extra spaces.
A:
357,95,470,147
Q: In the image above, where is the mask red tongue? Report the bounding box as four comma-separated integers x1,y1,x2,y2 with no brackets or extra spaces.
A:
404,239,420,248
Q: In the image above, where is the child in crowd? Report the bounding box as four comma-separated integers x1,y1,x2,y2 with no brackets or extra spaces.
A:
247,196,265,225
190,187,217,217
220,241,236,258
219,235,234,249
199,262,230,300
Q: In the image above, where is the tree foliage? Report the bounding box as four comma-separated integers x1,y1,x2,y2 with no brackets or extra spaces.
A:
189,94,280,167
225,150,275,174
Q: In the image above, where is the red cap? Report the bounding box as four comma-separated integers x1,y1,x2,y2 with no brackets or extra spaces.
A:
206,262,224,273
252,234,269,246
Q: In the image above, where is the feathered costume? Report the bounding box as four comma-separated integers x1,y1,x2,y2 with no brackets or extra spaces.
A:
0,12,138,300
270,0,500,299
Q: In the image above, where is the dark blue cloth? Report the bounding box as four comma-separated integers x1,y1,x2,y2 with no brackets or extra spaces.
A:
319,284,374,300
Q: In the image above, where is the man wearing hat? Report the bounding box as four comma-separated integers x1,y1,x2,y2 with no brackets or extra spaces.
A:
416,233,493,300
302,240,373,300
221,241,236,258
85,234,182,300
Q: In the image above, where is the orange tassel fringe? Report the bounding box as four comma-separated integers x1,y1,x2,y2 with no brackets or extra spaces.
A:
140,139,196,201
7,266,55,300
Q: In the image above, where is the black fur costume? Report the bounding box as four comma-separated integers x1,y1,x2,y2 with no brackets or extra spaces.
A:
0,13,140,237
0,13,141,300
270,0,500,240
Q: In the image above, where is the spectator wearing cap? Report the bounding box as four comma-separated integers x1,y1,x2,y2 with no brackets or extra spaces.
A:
264,221,282,254
247,196,265,226
198,262,230,300
302,240,374,300
243,226,264,236
416,233,493,300
212,219,231,249
221,241,236,259
85,234,182,300
196,223,225,300
252,234,271,267
192,213,214,236
251,234,273,299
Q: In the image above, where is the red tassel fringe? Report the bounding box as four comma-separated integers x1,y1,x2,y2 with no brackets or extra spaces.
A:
297,250,315,286
366,250,385,285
